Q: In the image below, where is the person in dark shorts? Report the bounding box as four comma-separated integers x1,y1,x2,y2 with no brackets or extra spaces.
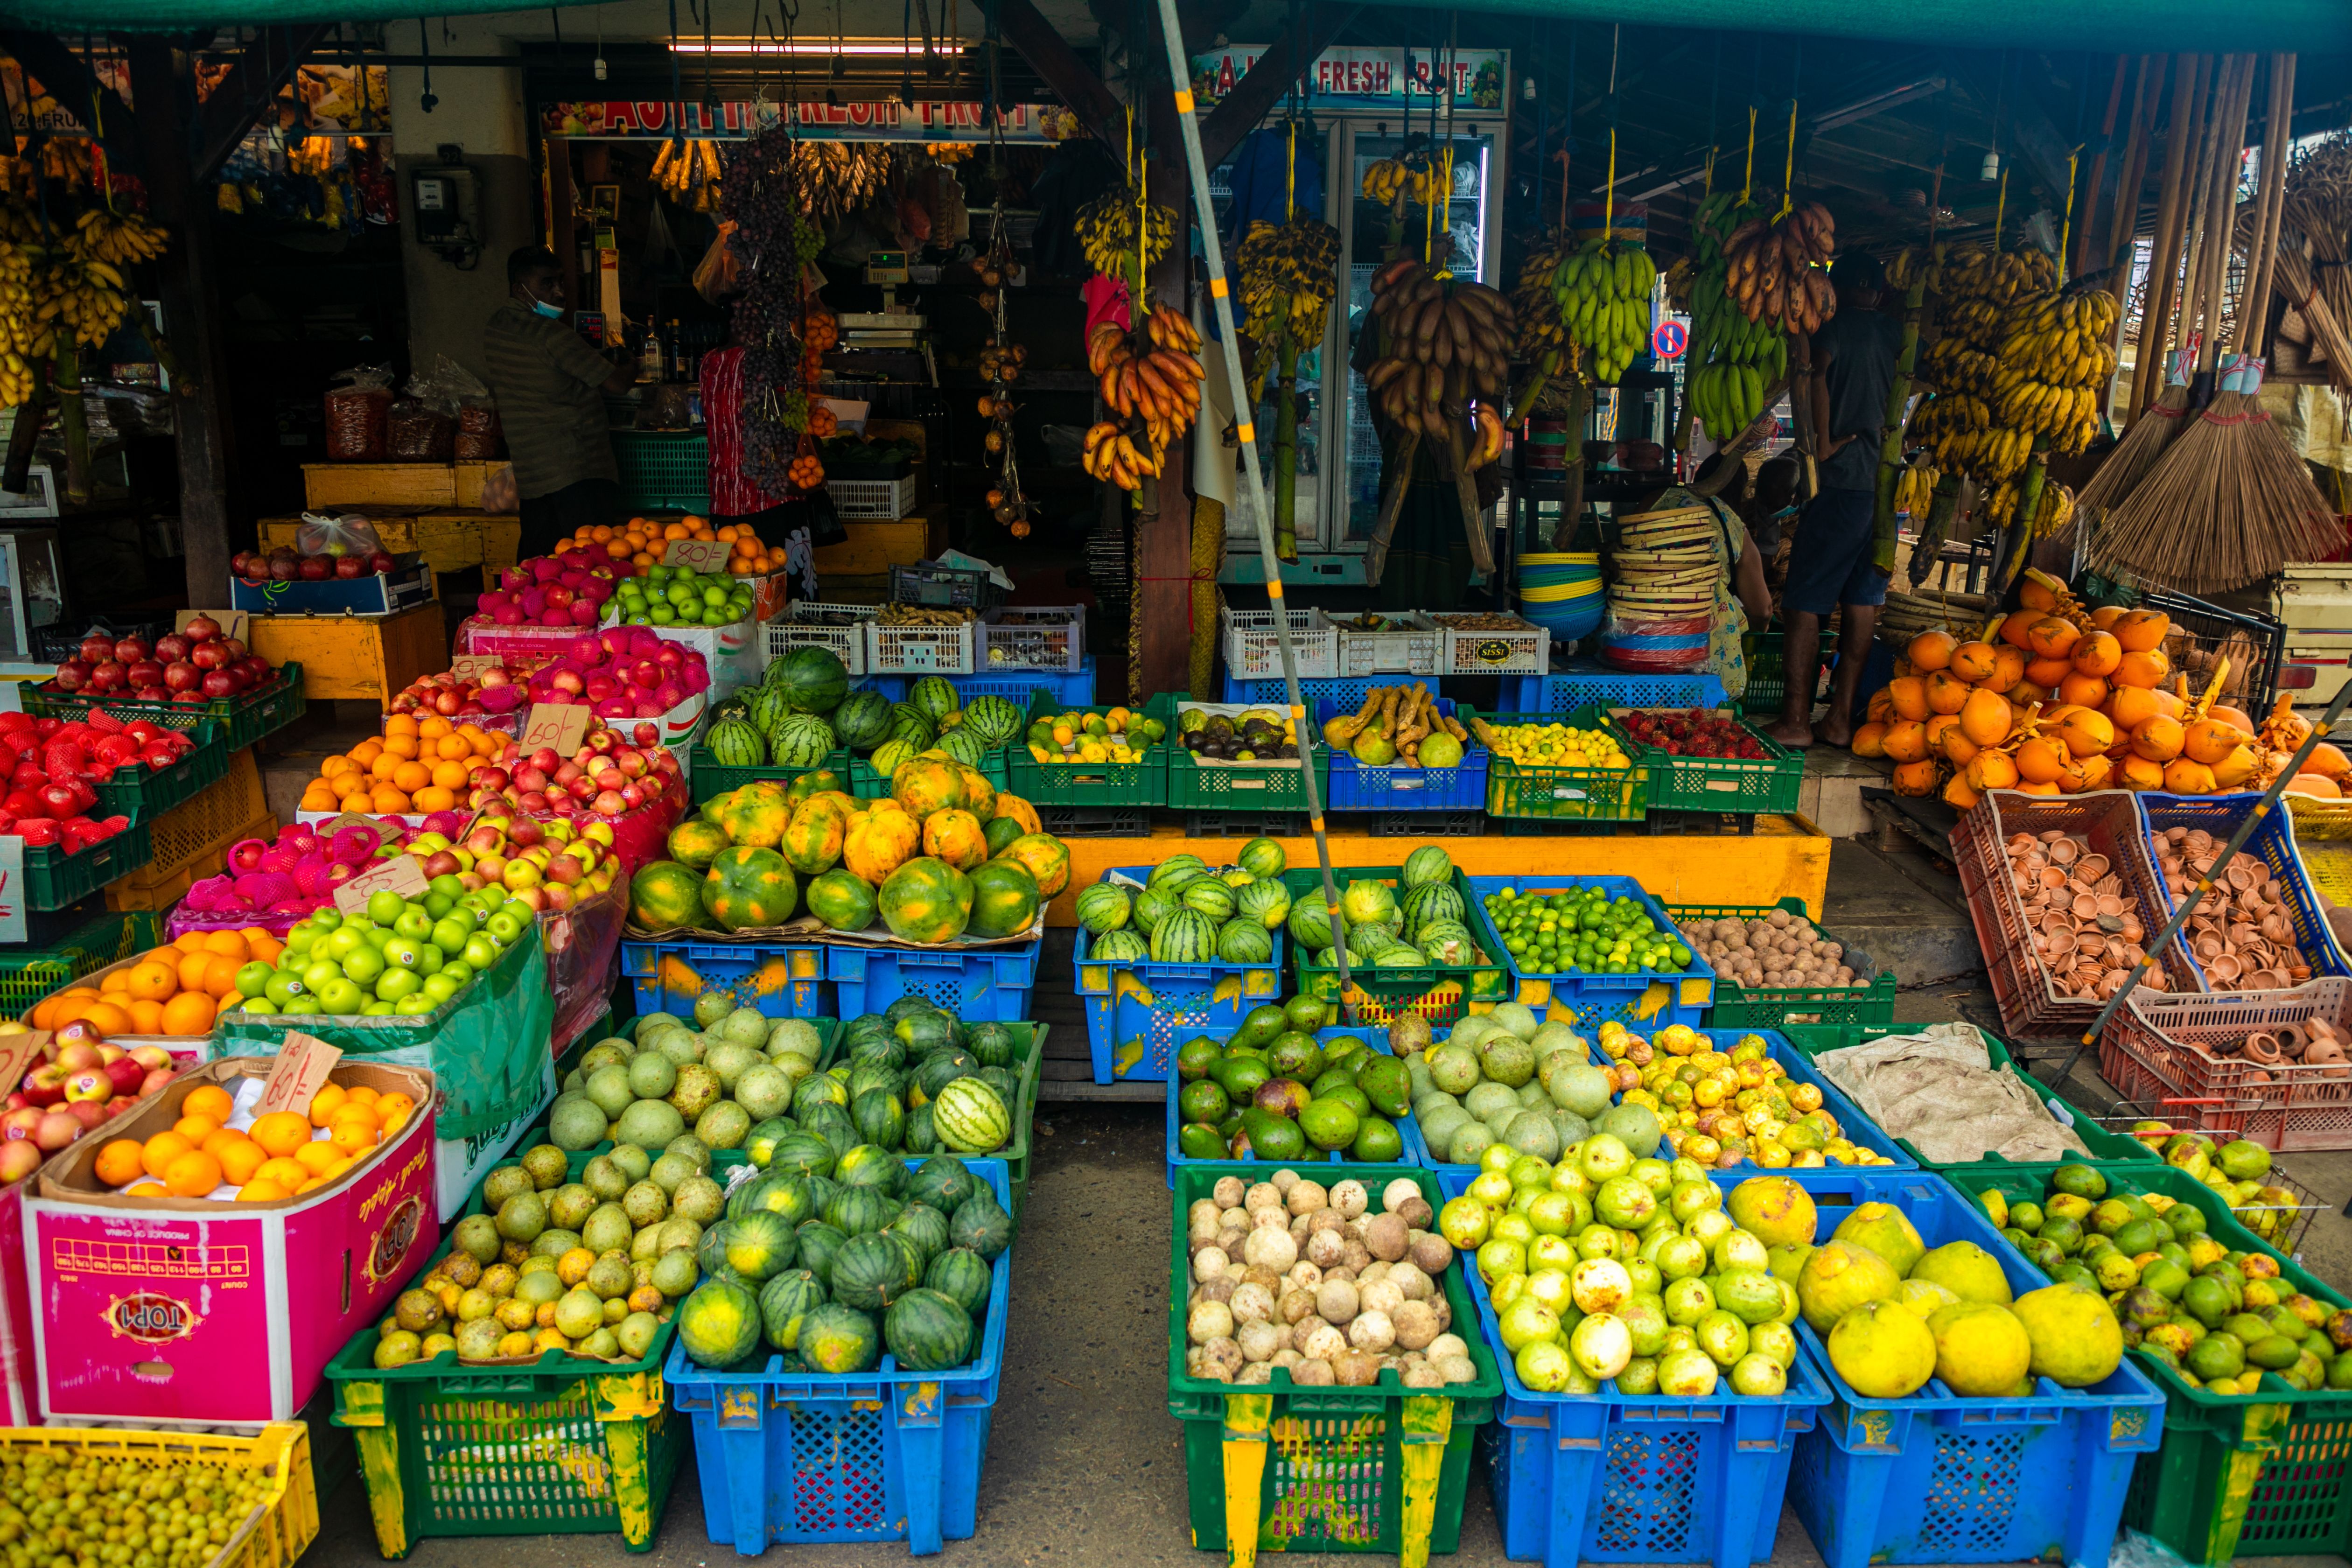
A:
483,246,636,559
1767,252,1901,748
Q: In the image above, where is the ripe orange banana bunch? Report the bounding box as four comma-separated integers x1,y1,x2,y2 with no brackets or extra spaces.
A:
1722,202,1836,333
1082,305,1204,491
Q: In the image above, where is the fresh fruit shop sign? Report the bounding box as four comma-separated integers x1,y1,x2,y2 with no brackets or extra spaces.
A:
538,98,1060,143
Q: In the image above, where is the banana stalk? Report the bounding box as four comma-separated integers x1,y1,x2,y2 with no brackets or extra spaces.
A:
1872,275,1932,574
1908,474,1967,588
1274,325,1300,562
1554,374,1589,550
2000,438,2052,590
55,341,87,507
1367,427,1419,585
1448,416,1495,576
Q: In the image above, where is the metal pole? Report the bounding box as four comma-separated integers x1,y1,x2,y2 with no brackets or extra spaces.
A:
1151,0,1357,1023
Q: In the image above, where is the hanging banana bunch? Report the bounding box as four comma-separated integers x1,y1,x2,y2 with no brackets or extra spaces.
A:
653,139,728,213
63,208,168,269
787,142,891,218
1986,289,2121,458
1358,153,1442,210
1081,303,1205,491
1895,462,1940,519
1982,475,2078,536
1682,191,1786,437
1720,201,1836,332
1505,232,1575,422
1364,256,1515,471
1236,215,1340,561
1549,236,1655,386
1076,185,1177,292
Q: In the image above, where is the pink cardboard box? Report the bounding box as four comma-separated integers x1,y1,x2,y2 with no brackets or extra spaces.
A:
27,1056,438,1427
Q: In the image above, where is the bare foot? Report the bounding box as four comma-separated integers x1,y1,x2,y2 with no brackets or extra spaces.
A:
1764,717,1815,749
1817,714,1855,749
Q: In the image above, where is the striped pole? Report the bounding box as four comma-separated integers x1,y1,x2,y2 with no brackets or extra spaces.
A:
1153,3,1358,1024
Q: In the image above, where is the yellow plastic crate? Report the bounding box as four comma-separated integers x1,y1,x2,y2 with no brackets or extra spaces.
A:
0,1423,317,1568
104,749,270,910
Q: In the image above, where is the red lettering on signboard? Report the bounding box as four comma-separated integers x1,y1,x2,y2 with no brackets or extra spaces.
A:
633,101,668,130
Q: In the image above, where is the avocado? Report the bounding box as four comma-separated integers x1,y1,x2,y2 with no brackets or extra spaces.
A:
1356,1057,1412,1118
1211,1055,1271,1099
1232,1004,1289,1050
1242,1107,1307,1162
1267,1031,1327,1082
1178,1124,1229,1161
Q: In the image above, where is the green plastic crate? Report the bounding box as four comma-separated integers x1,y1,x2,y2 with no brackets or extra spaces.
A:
687,746,856,805
847,749,1008,798
1280,866,1512,1026
25,664,308,751
23,815,152,911
1456,707,1648,822
1738,629,1837,720
1002,693,1167,809
323,1158,687,1556
1784,1022,2156,1168
1606,706,1804,815
1161,693,1330,816
1169,1163,1500,1556
1666,897,1896,1029
614,430,714,514
1950,1161,2352,1566
94,718,230,819
0,910,163,1017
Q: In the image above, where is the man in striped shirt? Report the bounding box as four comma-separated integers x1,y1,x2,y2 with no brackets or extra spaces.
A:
483,246,637,559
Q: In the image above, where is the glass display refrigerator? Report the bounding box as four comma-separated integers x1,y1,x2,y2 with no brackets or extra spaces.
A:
1192,46,1510,584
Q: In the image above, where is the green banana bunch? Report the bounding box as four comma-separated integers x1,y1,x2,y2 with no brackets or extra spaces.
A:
1551,238,1656,385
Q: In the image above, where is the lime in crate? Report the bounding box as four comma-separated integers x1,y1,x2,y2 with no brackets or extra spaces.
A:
1464,873,1715,1031
1665,898,1894,1029
1952,1158,2352,1566
1169,1163,1502,1559
1457,707,1649,823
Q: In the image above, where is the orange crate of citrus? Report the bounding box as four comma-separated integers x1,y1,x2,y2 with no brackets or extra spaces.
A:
31,926,288,1040
296,715,506,817
554,514,787,576
88,1075,417,1203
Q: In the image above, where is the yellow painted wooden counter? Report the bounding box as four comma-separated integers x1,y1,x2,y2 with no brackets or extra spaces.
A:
1042,816,1832,925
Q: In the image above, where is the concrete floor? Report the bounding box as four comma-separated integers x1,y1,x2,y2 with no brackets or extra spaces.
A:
289,770,2352,1568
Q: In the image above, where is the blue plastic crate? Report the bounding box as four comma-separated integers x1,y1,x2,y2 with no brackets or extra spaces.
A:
1073,868,1286,1083
1504,661,1729,715
1314,697,1490,811
1461,873,1716,1029
2136,791,2352,980
1162,1024,1407,1187
1783,1170,2167,1568
860,657,1098,707
621,941,831,1020
668,1157,1012,1555
1220,673,1382,707
1398,1027,1915,1179
826,940,1041,1021
1438,1167,1833,1568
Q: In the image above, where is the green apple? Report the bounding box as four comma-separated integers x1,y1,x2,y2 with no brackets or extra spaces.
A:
437,959,474,990
316,978,365,1015
422,892,456,922
323,927,368,963
431,919,472,955
382,937,424,971
393,907,434,941
301,959,342,994
376,967,422,1003
310,907,343,931
263,972,307,1007
486,910,526,943
393,993,437,1015
364,926,395,951
421,972,463,1005
284,926,317,957
239,998,280,1015
414,944,443,975
429,873,466,901
461,934,500,971
341,945,386,986
366,890,406,925
233,961,273,998
362,1001,396,1016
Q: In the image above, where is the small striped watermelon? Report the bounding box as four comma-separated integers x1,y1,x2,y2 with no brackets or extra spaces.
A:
768,713,836,767
707,717,766,767
1075,882,1132,933
931,1077,1009,1153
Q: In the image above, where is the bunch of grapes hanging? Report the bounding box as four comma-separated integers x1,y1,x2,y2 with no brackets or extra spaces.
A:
721,123,835,497
973,214,1031,537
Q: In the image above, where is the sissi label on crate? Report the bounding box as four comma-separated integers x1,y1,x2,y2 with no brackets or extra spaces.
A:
519,702,591,755
332,854,428,914
0,836,20,945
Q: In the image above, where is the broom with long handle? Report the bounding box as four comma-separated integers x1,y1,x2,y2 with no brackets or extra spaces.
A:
2085,54,2219,513
2096,56,2340,593
2273,247,2352,399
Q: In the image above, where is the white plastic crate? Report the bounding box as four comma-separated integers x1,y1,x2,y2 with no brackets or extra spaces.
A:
764,603,875,674
1435,612,1548,675
979,606,1085,672
1335,610,1439,677
867,617,978,674
1220,606,1339,680
828,473,918,519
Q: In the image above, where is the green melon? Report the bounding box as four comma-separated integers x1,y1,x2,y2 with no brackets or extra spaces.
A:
1133,885,1177,935
723,1209,798,1281
677,1278,763,1367
966,1022,1017,1070
772,646,851,714
834,1143,906,1196
758,1268,828,1351
962,695,1023,746
851,1089,906,1150
798,1302,880,1372
884,1288,975,1371
833,689,895,751
1148,854,1209,888
1074,882,1133,934
924,1247,992,1316
932,1078,1009,1154
1150,907,1218,963
948,1190,1013,1260
905,1155,975,1211
1402,845,1456,887
707,717,767,767
1181,879,1238,922
829,1231,918,1310
1237,837,1287,878
909,676,961,723
768,713,837,768
1094,930,1148,963
795,1220,849,1281
1216,919,1275,964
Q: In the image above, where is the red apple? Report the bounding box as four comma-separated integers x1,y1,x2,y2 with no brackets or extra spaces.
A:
32,1111,80,1152
54,1042,103,1073
0,1142,41,1184
139,1066,175,1098
64,1099,109,1131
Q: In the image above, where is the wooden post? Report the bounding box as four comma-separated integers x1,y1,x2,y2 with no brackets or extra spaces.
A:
126,40,237,610
1137,106,1195,704
2130,55,2206,418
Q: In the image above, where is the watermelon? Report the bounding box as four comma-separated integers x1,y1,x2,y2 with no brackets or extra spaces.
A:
1417,920,1478,964
835,1142,905,1196
870,736,920,780
966,858,1041,938
1148,854,1209,888
749,686,796,735
962,695,1023,746
924,1247,992,1316
886,1201,951,1267
843,1013,891,1049
744,1118,798,1169
1133,885,1176,935
758,1268,827,1351
910,676,961,723
1093,929,1148,963
825,1183,896,1236
773,646,851,714
829,1232,917,1309
805,868,879,932
890,702,939,749
1150,907,1218,963
1215,919,1274,964
878,857,974,944
983,815,1026,857
677,1278,763,1367
735,1171,815,1228
850,1089,906,1149
833,689,895,751
1341,878,1400,927
948,1191,1013,1260
723,1209,798,1281
1288,898,1336,950
766,1132,838,1178
939,727,990,768
1401,880,1465,932
913,1050,977,1100
795,1220,849,1281
932,1078,1010,1153
769,713,837,767
1180,879,1237,922
1237,878,1291,930
965,1022,1016,1070
884,1288,974,1371
1401,845,1456,887
906,1155,975,1211
1238,837,1287,879
885,995,939,1027
798,1302,881,1372
803,1106,858,1159
1074,882,1132,934
707,717,766,767
696,1220,737,1277
904,1101,938,1154
791,1073,849,1119
845,1064,903,1103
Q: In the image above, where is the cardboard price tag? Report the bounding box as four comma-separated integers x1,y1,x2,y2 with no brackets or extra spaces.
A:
448,654,504,680
255,1031,343,1118
332,852,429,914
662,537,733,572
324,812,405,845
178,609,251,644
0,1030,48,1099
520,702,591,756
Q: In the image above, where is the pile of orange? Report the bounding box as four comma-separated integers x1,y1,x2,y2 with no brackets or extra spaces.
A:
554,516,784,576
94,1078,415,1202
299,715,506,816
31,929,283,1037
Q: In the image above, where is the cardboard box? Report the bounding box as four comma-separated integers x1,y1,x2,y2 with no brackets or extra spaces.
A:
27,1056,438,1427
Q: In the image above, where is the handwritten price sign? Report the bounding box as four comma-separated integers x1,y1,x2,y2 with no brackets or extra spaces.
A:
0,1029,47,1099
662,537,733,572
520,703,591,756
332,853,429,914
448,654,504,680
256,1032,344,1117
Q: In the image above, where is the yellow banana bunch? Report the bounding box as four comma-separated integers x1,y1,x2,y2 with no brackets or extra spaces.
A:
1550,239,1655,385
1720,202,1836,333
1083,304,1204,491
1076,186,1177,289
1359,157,1441,207
1365,257,1515,469
1236,217,1341,388
1896,463,1939,518
786,142,890,218
1983,476,2077,536
63,209,169,268
652,139,726,213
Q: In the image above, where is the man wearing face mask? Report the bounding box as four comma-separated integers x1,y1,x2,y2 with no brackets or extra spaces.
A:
483,246,637,558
